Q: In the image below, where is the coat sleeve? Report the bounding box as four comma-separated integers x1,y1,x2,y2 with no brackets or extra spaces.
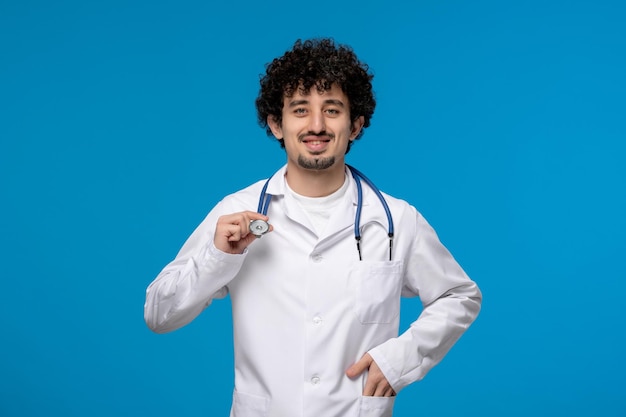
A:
368,208,482,393
144,200,247,334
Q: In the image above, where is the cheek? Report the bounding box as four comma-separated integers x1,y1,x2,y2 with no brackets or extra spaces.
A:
278,120,299,136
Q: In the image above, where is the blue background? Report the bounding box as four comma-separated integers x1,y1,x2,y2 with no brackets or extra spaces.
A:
1,1,625,416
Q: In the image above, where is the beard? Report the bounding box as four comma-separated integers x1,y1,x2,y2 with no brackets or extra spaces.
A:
297,154,336,170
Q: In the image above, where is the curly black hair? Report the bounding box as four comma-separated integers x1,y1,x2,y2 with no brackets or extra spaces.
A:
255,38,376,152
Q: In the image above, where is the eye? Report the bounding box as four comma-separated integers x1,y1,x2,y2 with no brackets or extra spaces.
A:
293,107,307,116
325,108,340,116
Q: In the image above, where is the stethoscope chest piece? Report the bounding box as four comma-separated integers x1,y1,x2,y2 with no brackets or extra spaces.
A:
250,219,270,237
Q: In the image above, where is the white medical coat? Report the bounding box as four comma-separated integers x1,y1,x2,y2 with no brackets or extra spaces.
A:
145,165,482,417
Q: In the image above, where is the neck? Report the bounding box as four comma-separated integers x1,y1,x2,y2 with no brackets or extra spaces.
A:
285,161,346,197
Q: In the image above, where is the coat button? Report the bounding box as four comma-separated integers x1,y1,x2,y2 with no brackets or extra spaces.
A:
312,316,322,325
311,376,320,385
311,253,323,263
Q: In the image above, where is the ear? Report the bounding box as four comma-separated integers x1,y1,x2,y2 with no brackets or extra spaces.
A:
349,116,365,141
267,115,283,139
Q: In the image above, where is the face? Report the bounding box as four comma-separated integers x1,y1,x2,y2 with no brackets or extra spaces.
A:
268,83,364,174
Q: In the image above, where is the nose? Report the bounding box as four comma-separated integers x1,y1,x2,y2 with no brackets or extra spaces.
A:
307,109,325,133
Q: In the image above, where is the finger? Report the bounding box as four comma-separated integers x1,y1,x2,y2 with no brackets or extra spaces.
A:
247,211,270,222
233,211,270,224
241,230,264,245
375,380,395,397
218,212,267,229
220,214,254,240
345,354,372,379
364,357,394,397
373,381,388,397
223,225,243,242
215,223,247,253
362,377,377,397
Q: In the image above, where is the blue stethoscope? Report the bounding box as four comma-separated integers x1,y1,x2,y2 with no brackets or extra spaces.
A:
249,165,394,261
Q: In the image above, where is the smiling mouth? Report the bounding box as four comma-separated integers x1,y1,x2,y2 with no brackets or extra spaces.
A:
301,138,331,153
299,130,334,142
302,139,330,145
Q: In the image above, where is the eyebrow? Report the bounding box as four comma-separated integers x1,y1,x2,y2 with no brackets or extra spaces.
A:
287,99,346,108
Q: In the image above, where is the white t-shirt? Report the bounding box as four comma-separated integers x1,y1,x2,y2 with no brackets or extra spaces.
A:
285,174,349,236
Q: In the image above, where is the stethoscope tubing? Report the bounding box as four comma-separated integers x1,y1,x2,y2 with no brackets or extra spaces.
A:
347,165,394,260
257,175,274,214
255,166,394,260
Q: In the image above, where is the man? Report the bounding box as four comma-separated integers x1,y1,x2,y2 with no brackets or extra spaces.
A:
145,38,481,417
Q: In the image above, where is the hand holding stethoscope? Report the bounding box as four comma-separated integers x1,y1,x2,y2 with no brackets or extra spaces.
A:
214,211,272,254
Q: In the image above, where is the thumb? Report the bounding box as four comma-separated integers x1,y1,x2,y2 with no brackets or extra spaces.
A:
346,353,372,378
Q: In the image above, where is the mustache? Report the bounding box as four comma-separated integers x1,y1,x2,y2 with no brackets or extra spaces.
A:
298,131,335,142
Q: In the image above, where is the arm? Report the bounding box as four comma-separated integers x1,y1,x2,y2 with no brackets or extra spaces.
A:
368,210,482,393
144,202,271,333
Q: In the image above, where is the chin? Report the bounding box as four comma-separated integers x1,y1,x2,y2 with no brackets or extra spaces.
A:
297,155,336,170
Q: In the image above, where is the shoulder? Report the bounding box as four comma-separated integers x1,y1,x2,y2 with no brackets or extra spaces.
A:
374,190,440,242
376,189,420,221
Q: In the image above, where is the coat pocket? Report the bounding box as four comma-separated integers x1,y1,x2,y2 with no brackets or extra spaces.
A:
359,395,396,417
231,389,270,417
352,261,403,324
